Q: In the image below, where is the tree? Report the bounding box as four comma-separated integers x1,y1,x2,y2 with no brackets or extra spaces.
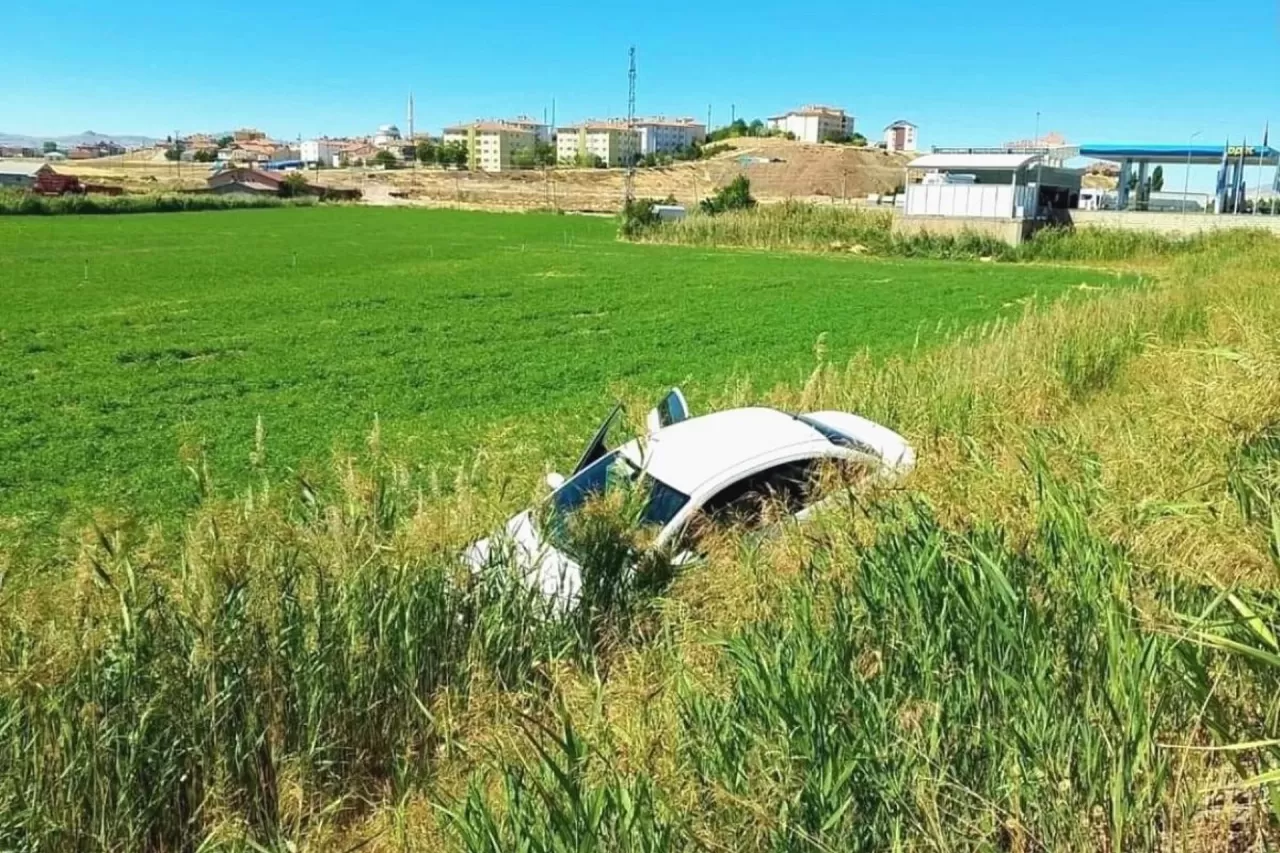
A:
192,149,218,163
164,142,184,162
700,175,756,215
1151,165,1164,193
217,135,235,148
373,149,398,170
510,147,537,169
438,141,469,169
748,119,765,137
673,141,701,161
618,197,660,237
416,139,437,165
849,132,868,147
280,171,311,198
42,141,58,153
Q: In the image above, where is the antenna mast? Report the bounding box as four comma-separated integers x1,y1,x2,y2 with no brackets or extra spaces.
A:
624,46,636,207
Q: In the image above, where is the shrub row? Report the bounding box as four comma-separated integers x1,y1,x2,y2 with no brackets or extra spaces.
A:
623,199,1275,262
0,190,320,216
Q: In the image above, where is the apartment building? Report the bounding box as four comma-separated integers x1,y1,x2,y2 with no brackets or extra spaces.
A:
442,121,536,171
556,123,641,167
883,120,918,153
501,115,552,144
634,118,706,155
765,105,854,143
301,139,342,166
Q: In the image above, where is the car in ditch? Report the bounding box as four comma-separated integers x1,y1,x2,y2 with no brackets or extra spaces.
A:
464,389,915,603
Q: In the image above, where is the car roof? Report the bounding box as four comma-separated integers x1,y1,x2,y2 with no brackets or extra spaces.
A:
622,407,829,495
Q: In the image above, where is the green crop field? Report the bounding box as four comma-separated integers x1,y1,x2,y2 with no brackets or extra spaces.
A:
0,207,1122,532
3,206,1278,853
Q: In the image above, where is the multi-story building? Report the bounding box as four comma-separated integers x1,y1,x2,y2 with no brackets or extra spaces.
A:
556,123,641,167
634,118,705,155
883,120,918,153
766,105,854,143
441,122,537,171
301,139,342,166
501,115,552,144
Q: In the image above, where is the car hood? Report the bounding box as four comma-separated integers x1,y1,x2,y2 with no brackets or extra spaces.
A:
463,509,584,604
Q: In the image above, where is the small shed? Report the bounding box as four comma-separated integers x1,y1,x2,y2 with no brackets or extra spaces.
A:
904,152,1081,220
0,161,54,189
207,167,288,195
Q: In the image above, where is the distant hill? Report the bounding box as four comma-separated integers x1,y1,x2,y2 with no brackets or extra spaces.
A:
0,130,158,149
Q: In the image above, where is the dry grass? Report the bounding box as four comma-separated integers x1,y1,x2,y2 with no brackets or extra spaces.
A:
2,231,1279,850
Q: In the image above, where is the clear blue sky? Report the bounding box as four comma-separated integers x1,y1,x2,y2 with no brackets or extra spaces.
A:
3,0,1275,155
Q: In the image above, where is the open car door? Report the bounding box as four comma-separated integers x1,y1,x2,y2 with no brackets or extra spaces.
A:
571,403,623,476
646,388,690,434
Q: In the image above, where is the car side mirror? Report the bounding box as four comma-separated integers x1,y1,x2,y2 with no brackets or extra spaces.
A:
545,472,566,490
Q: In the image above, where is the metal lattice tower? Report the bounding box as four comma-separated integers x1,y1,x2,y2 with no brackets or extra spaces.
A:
624,46,636,206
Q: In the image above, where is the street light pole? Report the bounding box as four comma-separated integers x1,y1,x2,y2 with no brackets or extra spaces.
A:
1033,111,1042,218
1182,130,1200,214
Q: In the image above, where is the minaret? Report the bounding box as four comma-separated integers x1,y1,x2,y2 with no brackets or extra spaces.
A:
408,92,415,140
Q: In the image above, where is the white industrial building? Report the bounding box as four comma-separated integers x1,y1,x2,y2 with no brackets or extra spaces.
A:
883,120,918,153
766,105,853,143
634,118,705,154
300,139,341,166
903,151,1082,220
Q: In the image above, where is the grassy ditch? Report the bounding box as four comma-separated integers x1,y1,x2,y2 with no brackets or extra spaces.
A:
625,199,1275,262
1,224,1278,850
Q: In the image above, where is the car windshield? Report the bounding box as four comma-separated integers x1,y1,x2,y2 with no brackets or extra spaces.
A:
545,450,690,546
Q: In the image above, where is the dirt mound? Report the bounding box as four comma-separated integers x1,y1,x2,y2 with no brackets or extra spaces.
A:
698,137,910,201
315,139,910,212
59,137,911,211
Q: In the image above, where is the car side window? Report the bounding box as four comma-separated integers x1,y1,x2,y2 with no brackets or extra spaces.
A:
698,459,820,530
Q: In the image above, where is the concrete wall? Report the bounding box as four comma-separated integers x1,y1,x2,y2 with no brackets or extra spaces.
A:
1070,209,1280,236
894,215,1034,245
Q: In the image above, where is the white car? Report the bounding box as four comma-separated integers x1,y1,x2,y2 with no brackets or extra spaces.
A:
464,389,914,603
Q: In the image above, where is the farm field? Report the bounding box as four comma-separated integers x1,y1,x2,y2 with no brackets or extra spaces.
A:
2,208,1278,851
0,206,1122,534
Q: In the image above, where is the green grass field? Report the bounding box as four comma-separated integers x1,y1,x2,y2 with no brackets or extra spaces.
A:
0,207,1122,531
3,208,1278,852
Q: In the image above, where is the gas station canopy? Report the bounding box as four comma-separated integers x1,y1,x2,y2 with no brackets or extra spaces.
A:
1079,143,1279,166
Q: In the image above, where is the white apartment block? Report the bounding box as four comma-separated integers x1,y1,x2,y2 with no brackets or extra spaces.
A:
884,120,918,153
442,122,537,172
556,123,641,167
634,118,706,155
301,139,341,165
766,105,854,143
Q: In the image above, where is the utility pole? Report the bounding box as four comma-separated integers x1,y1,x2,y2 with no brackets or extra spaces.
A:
551,97,557,210
624,45,636,207
1182,130,1200,214
1255,123,1268,216
1033,111,1042,216
707,104,712,134
408,92,416,169
731,103,735,124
